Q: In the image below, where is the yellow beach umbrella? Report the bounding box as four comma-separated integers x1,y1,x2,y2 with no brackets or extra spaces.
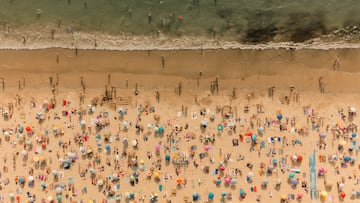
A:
339,140,346,146
153,171,160,179
320,191,328,201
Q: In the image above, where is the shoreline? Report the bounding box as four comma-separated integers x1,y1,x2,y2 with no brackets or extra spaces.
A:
1,26,360,51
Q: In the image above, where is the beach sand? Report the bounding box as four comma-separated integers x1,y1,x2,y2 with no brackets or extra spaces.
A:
0,48,360,203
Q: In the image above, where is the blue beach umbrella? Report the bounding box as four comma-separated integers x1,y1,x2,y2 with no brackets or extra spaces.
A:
217,125,224,131
105,144,111,151
96,134,101,140
251,134,257,141
158,126,164,134
208,192,214,200
221,191,226,197
193,192,199,201
19,177,25,184
352,132,357,138
165,155,170,162
344,156,351,162
56,195,62,201
215,179,221,185
292,178,299,186
240,188,245,196
277,114,283,120
289,172,295,179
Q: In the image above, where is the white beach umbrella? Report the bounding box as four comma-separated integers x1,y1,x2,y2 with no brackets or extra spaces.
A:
132,140,138,147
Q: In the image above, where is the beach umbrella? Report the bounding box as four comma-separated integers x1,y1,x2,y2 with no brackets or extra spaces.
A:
204,145,210,151
97,179,104,186
219,165,225,171
217,124,224,131
130,192,135,198
276,178,282,185
230,178,238,185
47,196,53,202
165,154,170,161
3,131,9,136
80,120,86,126
246,172,254,182
52,127,58,134
297,155,303,162
122,137,128,144
208,192,214,200
352,132,357,138
28,176,34,182
21,150,28,156
155,144,161,151
281,194,287,200
215,179,221,185
28,197,35,202
320,191,328,201
289,172,295,179
158,126,164,134
277,113,283,120
193,192,199,201
105,144,111,151
95,134,101,140
320,132,326,139
80,147,86,154
9,193,15,199
344,156,351,162
258,126,264,134
118,108,126,115
153,171,160,179
239,189,246,197
52,170,58,176
201,119,207,128
297,192,303,199
26,126,32,132
176,178,183,185
18,125,24,133
122,121,129,128
262,178,269,185
55,187,62,194
221,191,227,197
350,107,356,113
224,177,231,184
292,155,298,162
251,134,257,141
16,133,23,139
131,140,138,147
291,179,299,186
89,168,95,174
339,140,346,146
318,167,326,173
339,192,346,199
18,177,25,184
339,183,345,191
56,195,62,201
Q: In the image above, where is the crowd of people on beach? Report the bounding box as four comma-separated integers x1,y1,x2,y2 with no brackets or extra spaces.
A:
0,77,359,203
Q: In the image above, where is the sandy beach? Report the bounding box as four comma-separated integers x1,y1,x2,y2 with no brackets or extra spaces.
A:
1,47,360,203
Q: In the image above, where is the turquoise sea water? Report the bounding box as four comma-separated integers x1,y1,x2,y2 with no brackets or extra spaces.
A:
0,0,360,43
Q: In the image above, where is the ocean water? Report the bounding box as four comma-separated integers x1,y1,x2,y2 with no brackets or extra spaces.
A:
0,0,360,43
